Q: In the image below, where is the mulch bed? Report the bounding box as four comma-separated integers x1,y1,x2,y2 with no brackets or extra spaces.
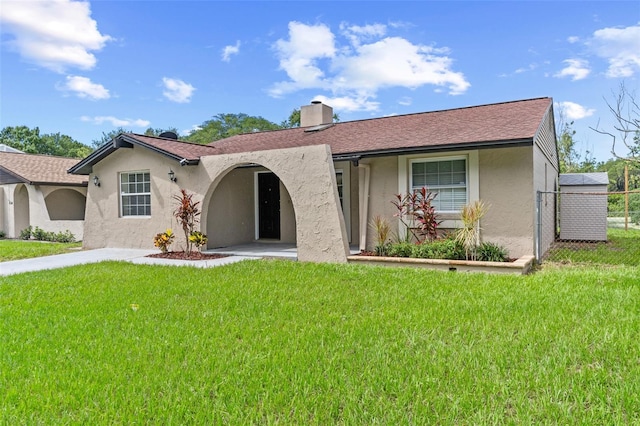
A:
146,251,229,260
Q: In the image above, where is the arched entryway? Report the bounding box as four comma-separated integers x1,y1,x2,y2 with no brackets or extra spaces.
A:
204,164,296,249
198,145,349,263
13,184,30,236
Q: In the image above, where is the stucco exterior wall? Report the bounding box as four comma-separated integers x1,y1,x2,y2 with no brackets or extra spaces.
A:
362,156,399,249
83,144,348,263
0,183,85,239
479,146,535,258
83,147,180,250
199,145,348,263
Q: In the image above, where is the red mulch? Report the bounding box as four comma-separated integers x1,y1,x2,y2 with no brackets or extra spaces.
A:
146,251,228,260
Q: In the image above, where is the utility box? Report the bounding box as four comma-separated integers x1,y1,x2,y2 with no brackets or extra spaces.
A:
559,172,609,241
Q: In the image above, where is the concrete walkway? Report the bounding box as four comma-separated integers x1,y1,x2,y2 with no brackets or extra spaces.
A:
0,248,255,277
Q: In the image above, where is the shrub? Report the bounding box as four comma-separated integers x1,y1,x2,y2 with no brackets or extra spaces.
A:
412,238,466,260
173,189,201,254
188,231,208,251
153,229,175,253
476,242,509,262
386,242,414,257
0,230,5,239
392,187,441,243
19,226,32,240
53,230,76,243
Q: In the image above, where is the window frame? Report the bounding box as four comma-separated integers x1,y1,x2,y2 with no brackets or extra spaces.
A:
119,170,151,217
409,155,469,213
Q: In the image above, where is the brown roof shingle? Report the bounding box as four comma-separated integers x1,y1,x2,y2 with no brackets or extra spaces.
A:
0,152,86,185
208,97,553,156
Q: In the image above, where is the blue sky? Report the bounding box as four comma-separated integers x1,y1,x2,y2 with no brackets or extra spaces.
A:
1,1,638,161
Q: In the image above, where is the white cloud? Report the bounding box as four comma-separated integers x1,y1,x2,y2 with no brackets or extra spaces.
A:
310,95,379,112
555,101,595,120
270,21,470,111
162,77,195,103
554,59,591,80
590,23,640,78
81,116,150,127
567,36,580,44
0,0,112,73
398,96,412,106
222,41,240,62
58,75,110,100
340,22,387,47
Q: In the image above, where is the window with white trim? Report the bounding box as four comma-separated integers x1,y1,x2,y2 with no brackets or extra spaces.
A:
120,171,151,216
411,157,467,211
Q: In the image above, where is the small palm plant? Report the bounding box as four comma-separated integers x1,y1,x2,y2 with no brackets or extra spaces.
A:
455,200,490,261
369,215,391,256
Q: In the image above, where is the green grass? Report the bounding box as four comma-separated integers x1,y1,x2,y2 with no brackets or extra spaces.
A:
545,228,640,266
2,260,640,424
0,240,82,262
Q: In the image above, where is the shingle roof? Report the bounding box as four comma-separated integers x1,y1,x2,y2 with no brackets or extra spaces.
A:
69,97,553,175
0,152,86,185
208,97,553,157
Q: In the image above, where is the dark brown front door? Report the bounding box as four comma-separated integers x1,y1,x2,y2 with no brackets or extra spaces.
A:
258,172,280,239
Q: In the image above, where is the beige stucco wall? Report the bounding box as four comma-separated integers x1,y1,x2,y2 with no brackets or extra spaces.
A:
199,145,348,262
82,144,349,263
206,167,296,248
358,147,538,259
0,183,85,239
479,146,534,258
360,156,400,248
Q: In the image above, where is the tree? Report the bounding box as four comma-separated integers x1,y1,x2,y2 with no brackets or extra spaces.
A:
144,127,179,137
556,118,580,173
280,109,301,128
591,82,640,163
91,127,132,149
185,113,282,144
0,126,92,158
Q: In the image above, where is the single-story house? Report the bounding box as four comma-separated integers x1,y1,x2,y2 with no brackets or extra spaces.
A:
0,152,87,239
70,97,558,263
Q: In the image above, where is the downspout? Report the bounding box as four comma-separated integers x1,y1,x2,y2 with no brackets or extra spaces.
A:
535,190,542,261
358,164,371,251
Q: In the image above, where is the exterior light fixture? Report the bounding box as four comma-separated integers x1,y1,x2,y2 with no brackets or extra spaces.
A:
93,175,101,187
168,169,177,183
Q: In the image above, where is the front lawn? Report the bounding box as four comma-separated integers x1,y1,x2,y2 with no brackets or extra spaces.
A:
0,240,82,262
1,260,639,423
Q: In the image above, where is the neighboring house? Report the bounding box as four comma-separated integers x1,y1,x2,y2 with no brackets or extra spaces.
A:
70,97,558,263
0,152,87,239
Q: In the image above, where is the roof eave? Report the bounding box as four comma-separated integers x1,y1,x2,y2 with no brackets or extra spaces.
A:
332,138,534,161
68,134,200,175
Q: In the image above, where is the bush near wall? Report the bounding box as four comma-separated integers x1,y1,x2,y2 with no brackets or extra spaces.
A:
19,226,76,243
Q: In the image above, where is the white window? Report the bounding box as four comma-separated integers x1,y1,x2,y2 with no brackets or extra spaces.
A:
120,171,151,216
410,157,467,212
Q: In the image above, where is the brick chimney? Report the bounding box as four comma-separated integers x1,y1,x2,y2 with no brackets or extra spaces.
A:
300,100,333,127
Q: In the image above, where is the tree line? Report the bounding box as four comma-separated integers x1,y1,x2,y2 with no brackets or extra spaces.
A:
0,109,308,159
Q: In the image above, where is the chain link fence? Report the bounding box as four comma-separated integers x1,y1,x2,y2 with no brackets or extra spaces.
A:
538,190,640,267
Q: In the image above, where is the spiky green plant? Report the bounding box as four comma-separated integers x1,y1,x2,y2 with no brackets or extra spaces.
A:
455,200,490,261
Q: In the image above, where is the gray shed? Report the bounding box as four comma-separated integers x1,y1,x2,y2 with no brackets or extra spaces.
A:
559,172,609,241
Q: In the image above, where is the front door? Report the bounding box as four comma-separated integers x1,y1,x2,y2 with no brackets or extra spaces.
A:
258,172,281,239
